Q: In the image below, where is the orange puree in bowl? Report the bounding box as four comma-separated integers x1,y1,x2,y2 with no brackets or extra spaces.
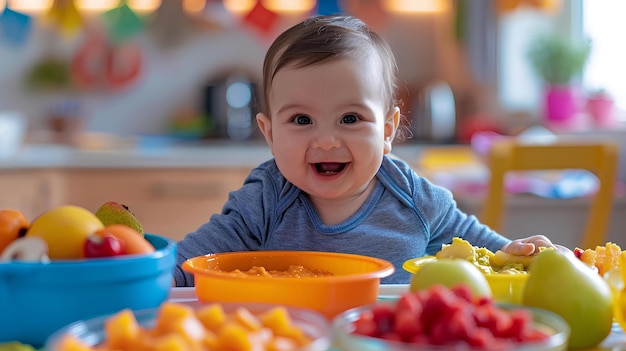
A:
226,265,334,278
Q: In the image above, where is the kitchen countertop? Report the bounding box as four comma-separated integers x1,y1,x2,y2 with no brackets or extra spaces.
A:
0,142,429,170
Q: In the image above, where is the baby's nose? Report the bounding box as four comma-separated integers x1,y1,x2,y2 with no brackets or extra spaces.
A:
311,129,341,150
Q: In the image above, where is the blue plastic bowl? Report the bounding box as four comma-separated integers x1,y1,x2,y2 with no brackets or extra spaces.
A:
0,233,176,347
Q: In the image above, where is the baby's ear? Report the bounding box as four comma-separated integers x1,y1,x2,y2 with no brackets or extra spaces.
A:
383,107,400,154
256,112,273,148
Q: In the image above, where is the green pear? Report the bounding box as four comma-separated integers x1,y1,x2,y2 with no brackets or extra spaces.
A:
94,201,144,236
522,249,613,349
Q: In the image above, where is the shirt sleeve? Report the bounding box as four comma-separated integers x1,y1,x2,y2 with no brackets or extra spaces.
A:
408,167,511,255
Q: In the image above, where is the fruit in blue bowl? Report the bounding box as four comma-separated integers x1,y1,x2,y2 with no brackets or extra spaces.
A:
0,233,176,347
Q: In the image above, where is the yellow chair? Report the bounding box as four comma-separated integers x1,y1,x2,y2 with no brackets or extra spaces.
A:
481,140,619,249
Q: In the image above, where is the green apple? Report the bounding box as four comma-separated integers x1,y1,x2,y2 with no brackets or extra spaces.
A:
522,249,613,350
409,258,492,298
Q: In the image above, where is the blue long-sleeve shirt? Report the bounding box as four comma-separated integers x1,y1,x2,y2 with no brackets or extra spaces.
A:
174,155,510,286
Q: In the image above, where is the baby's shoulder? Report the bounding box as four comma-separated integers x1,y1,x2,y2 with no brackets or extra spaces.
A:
379,156,452,201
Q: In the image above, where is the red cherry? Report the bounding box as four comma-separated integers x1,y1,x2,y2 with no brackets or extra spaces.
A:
83,234,125,258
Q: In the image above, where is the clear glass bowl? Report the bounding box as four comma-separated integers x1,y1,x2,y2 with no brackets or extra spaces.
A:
332,303,570,351
45,301,332,351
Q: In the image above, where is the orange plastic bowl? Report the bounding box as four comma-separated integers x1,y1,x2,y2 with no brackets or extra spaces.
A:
182,251,395,319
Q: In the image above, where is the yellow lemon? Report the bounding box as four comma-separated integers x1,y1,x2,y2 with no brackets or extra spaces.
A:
26,205,104,259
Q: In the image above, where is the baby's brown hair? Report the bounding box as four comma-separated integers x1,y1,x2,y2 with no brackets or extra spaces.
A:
260,15,400,120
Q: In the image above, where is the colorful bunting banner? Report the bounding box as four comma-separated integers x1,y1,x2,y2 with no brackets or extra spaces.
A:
100,0,144,44
148,0,198,50
0,6,32,47
242,1,279,37
46,0,83,38
316,0,342,15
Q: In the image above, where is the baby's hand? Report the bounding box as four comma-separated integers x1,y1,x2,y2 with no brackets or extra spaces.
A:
500,235,569,256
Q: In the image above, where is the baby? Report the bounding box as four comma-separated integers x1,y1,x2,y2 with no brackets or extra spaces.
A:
174,14,559,286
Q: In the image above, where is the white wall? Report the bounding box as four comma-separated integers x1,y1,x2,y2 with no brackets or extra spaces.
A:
0,10,467,138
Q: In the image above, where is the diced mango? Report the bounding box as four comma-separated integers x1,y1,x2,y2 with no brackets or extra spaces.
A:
596,243,622,276
200,330,219,350
259,306,311,346
259,307,292,336
579,248,597,268
127,329,158,351
248,328,273,346
154,302,196,335
234,307,263,332
56,302,313,351
217,322,252,351
57,336,94,351
104,309,140,351
577,243,623,277
266,336,299,351
196,303,226,331
152,334,192,351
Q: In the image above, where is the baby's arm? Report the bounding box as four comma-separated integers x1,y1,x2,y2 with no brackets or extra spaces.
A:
500,234,570,256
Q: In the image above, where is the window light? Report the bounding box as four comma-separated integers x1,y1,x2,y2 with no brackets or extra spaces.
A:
261,0,315,14
4,0,53,13
383,0,448,14
223,0,255,15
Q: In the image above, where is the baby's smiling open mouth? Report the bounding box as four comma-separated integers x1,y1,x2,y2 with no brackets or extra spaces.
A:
314,162,347,175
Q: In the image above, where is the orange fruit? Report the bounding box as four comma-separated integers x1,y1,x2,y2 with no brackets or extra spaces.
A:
0,209,29,254
95,224,154,255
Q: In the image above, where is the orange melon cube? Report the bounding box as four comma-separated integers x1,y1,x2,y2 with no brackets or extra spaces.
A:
196,303,226,331
130,329,166,351
579,248,597,268
104,309,140,350
234,307,263,332
266,336,299,351
217,322,252,351
57,335,94,351
154,302,196,333
152,334,192,351
151,302,207,347
259,307,295,336
200,330,219,350
248,328,273,346
596,243,622,276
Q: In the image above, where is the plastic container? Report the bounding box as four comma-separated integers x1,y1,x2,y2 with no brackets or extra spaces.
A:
403,256,529,304
332,303,570,351
0,234,177,347
182,250,395,319
0,111,26,159
45,301,332,351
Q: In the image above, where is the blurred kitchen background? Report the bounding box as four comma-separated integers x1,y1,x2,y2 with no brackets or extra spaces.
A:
1,0,626,248
0,0,623,145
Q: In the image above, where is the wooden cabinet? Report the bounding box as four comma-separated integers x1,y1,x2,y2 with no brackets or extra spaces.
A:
64,168,252,241
0,169,64,220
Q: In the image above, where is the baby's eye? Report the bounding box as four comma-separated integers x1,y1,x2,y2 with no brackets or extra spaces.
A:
293,115,312,125
341,114,360,124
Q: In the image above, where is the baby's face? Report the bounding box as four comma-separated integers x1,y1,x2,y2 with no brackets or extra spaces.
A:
257,55,398,203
